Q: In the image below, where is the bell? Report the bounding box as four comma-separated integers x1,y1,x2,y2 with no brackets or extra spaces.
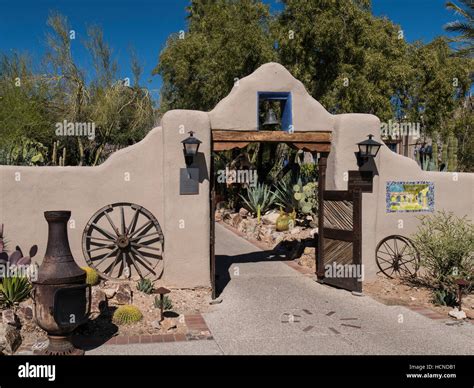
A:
263,108,279,126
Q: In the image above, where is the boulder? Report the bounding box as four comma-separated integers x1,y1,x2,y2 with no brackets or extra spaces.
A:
91,289,108,314
102,287,116,299
0,323,21,354
114,284,133,305
448,309,466,320
229,213,242,228
262,211,280,225
239,208,249,218
2,309,20,328
290,227,301,235
17,305,33,322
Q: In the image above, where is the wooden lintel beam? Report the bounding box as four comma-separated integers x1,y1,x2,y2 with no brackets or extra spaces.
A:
213,142,250,151
212,130,332,143
291,143,331,152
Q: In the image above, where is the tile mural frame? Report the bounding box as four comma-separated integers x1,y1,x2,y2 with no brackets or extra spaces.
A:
386,181,435,213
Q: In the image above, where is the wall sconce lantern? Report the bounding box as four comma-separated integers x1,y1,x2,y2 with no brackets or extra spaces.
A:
181,131,202,167
357,134,382,164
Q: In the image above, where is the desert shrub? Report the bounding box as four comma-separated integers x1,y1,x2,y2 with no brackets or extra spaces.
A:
411,211,473,306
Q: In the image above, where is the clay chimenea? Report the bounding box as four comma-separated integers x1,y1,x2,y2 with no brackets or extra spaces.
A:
32,211,91,355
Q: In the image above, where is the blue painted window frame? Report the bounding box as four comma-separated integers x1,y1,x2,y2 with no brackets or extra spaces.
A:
257,92,293,131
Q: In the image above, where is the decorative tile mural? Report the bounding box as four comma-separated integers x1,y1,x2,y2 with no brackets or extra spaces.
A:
386,181,434,213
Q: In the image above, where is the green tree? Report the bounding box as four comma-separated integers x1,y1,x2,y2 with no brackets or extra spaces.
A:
154,0,276,112
445,0,474,57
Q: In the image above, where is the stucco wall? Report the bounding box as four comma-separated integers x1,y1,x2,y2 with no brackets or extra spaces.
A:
325,113,474,280
0,61,472,288
0,121,212,288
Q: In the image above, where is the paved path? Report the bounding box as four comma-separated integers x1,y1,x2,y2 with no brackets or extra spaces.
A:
89,223,473,355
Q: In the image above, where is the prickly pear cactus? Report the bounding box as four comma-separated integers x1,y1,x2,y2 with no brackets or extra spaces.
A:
293,182,318,216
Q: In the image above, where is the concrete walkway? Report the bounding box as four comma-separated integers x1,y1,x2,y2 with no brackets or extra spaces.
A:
89,223,473,355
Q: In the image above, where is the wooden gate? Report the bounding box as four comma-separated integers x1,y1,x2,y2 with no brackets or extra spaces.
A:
316,158,362,292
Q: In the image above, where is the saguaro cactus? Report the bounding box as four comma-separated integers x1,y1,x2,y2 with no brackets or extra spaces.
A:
431,132,438,171
447,133,458,172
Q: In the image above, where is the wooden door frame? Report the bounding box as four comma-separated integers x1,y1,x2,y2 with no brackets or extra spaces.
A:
210,130,333,299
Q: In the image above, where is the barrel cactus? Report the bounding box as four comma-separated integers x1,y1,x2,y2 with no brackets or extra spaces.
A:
276,209,290,232
81,266,100,286
136,278,154,294
113,305,143,325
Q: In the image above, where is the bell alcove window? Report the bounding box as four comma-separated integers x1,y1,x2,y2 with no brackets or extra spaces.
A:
257,92,293,131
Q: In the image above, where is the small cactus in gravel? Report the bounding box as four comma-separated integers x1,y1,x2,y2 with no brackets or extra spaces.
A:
137,278,154,294
81,266,100,286
113,305,143,325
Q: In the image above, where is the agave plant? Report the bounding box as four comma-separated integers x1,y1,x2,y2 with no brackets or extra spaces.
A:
274,180,297,213
239,183,277,216
0,276,32,307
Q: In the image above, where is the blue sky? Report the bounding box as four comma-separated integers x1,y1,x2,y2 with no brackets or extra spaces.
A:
0,0,463,102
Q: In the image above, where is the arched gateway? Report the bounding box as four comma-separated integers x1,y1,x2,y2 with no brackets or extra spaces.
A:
1,63,472,298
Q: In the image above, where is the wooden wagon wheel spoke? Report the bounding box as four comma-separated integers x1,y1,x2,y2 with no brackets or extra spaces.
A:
91,223,116,240
92,248,119,268
104,211,120,236
127,207,140,235
129,220,154,239
103,251,122,276
120,206,126,234
86,243,116,253
86,235,115,243
130,231,160,242
131,243,162,252
83,202,164,281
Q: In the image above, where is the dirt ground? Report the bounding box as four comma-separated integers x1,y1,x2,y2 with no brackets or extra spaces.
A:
16,285,212,348
364,275,474,320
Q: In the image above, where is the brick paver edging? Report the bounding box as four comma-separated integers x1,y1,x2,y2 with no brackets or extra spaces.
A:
102,314,213,346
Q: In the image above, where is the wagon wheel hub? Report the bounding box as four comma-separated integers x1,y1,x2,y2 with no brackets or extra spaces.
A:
117,235,130,249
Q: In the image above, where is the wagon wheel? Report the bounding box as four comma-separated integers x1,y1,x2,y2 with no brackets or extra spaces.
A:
82,202,164,281
375,235,419,279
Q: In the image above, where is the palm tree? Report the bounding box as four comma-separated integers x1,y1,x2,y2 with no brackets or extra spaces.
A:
445,0,474,57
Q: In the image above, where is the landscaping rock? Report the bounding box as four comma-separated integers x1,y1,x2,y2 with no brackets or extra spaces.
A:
310,228,318,237
17,305,33,323
114,284,132,305
102,287,116,299
91,289,108,313
2,309,20,328
0,323,21,354
229,213,242,228
263,211,279,225
290,227,301,235
448,309,467,320
239,208,249,218
160,318,177,332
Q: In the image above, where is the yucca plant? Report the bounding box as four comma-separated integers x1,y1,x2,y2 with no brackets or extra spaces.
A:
239,183,277,217
0,276,32,307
